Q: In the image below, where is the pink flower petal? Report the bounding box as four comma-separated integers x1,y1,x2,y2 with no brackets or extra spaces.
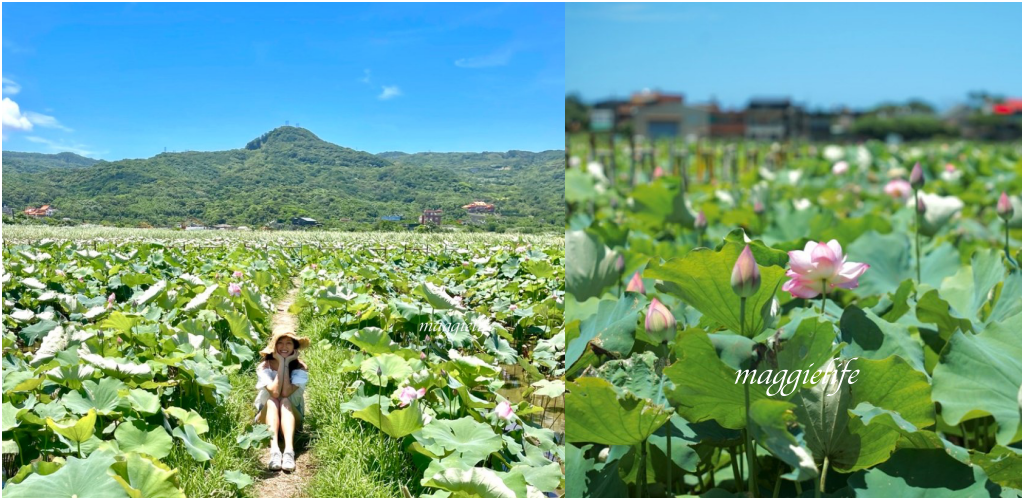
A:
788,250,814,274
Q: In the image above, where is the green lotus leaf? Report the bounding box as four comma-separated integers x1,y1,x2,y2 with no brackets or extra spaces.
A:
840,307,926,373
595,351,668,405
414,282,462,310
235,424,272,449
100,311,141,335
442,351,500,388
936,249,1020,329
164,407,209,434
847,231,960,298
792,359,899,473
109,451,185,498
530,379,565,399
566,377,672,445
523,259,555,279
361,353,413,386
183,360,232,402
346,327,397,354
62,378,127,415
126,389,161,416
1,449,127,498
353,403,425,439
971,445,1022,490
565,230,619,301
223,470,254,491
848,448,1002,497
423,466,526,498
848,356,935,430
663,329,768,429
114,420,173,459
510,462,563,492
171,424,217,461
566,293,644,370
6,460,62,486
45,408,97,444
18,319,59,346
220,309,259,345
629,181,696,228
2,401,26,431
647,242,785,338
749,399,818,481
932,323,1022,446
416,416,503,465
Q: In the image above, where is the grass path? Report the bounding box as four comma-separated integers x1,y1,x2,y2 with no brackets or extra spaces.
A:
253,279,318,498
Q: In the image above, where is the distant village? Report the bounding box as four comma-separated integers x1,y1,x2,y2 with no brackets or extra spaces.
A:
573,90,1022,142
3,200,500,231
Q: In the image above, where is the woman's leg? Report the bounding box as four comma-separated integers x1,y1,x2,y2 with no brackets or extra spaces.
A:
266,397,282,452
280,398,297,455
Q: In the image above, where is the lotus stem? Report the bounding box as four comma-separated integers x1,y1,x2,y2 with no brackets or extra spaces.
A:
638,439,648,497
817,456,829,498
773,472,782,498
820,280,827,316
666,421,673,497
730,446,741,494
740,296,757,496
1005,221,1012,268
914,190,922,285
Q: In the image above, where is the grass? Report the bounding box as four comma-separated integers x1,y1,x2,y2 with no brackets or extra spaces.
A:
166,371,264,497
298,313,421,498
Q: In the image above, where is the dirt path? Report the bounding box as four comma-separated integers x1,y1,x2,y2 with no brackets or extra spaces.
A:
255,279,317,498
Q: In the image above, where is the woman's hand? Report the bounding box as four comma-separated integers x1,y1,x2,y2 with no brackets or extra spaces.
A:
273,352,285,363
285,352,300,363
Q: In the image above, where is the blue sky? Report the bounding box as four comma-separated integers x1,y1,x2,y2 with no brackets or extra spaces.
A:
567,3,1022,111
2,3,564,160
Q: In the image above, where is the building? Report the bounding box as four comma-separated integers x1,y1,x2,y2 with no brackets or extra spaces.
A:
804,111,837,141
213,224,235,230
462,202,496,214
2,205,12,217
291,217,320,227
707,104,746,138
420,209,443,225
468,212,487,225
23,205,57,217
745,98,804,141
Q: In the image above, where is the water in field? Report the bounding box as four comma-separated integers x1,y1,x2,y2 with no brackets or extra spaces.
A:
498,364,565,436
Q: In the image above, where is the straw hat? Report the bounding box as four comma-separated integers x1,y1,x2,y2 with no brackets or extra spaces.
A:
259,331,311,356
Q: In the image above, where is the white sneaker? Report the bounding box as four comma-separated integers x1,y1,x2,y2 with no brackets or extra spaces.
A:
268,450,282,471
282,451,296,472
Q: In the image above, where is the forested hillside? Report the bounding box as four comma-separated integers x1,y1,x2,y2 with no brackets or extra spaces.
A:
2,127,564,232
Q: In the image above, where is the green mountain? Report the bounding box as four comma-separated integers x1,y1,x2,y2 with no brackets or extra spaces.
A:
2,127,564,232
2,151,100,174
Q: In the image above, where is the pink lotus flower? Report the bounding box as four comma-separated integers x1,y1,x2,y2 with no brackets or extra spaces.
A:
997,192,1014,221
420,351,427,361
626,272,645,294
645,298,676,343
55,269,65,277
945,163,956,173
311,264,317,269
731,245,761,298
884,179,913,200
228,283,242,297
653,165,665,179
232,270,243,279
495,400,515,420
398,386,426,407
108,293,116,304
832,161,849,175
782,240,869,299
694,210,707,230
509,304,518,312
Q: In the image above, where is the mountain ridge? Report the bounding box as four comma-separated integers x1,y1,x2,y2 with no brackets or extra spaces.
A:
2,127,564,232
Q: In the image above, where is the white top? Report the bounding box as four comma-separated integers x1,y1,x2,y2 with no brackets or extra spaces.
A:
254,361,309,417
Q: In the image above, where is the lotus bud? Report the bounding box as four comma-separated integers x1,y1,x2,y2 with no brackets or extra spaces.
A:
916,195,927,215
420,351,427,361
694,210,707,231
645,298,676,344
731,245,761,298
997,192,1013,221
625,272,646,294
376,366,383,377
910,162,925,190
753,200,766,215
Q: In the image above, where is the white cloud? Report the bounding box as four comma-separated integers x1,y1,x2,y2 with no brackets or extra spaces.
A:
24,136,97,157
2,97,34,137
455,46,515,68
2,77,21,96
25,111,72,132
378,85,402,100
360,69,372,84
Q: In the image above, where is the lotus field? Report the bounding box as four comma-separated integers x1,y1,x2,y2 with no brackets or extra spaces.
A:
1,229,566,497
293,241,565,497
564,139,1022,497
